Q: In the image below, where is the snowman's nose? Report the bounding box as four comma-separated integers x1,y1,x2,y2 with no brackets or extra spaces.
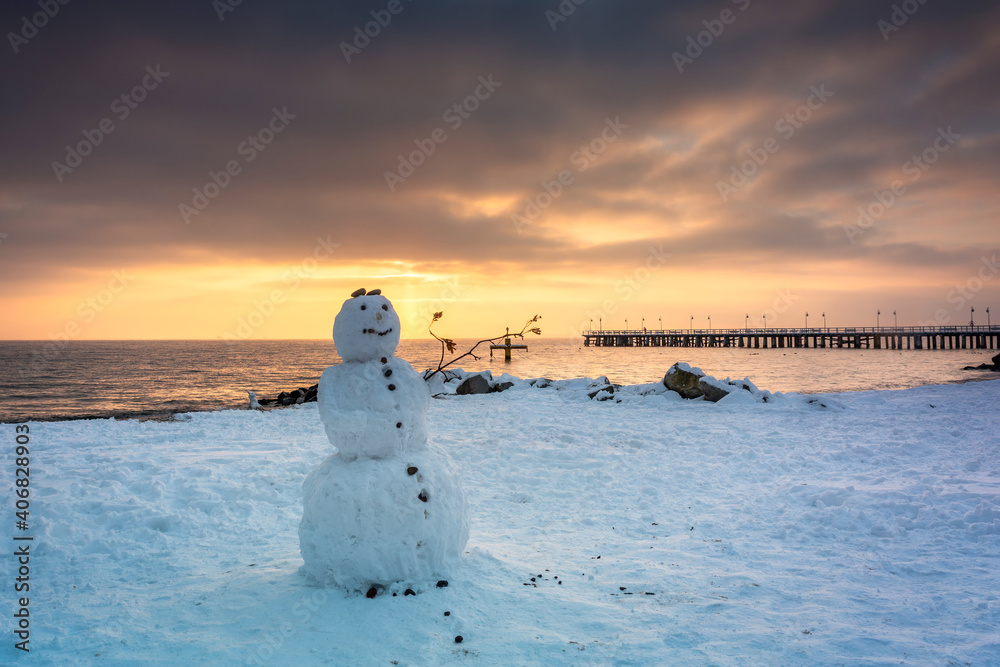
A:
376,312,383,322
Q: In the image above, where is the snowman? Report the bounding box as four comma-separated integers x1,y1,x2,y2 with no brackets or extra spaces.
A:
299,288,469,593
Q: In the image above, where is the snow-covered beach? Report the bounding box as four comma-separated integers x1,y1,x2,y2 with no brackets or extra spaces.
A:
4,375,999,666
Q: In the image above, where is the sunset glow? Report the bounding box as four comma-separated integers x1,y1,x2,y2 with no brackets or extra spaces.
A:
1,1,998,341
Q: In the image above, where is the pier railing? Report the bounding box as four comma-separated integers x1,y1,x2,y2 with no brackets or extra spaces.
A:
582,325,1000,350
586,325,1000,335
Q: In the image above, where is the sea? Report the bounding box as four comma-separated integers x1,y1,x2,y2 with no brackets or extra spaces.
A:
0,338,997,423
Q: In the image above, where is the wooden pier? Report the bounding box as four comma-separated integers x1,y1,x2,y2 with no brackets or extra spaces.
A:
582,326,1000,350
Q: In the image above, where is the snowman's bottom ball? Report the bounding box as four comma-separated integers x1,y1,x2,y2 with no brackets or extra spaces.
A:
299,448,470,591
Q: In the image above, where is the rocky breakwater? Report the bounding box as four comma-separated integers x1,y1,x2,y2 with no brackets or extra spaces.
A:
962,352,1000,372
250,384,318,408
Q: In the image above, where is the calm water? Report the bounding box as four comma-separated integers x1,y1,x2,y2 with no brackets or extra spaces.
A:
0,339,997,423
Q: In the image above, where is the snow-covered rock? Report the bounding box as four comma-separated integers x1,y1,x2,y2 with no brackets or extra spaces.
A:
663,362,705,399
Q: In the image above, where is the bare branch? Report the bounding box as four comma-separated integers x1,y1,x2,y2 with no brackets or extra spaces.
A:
424,312,542,381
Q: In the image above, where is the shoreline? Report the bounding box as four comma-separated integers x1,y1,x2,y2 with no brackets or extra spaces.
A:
4,371,999,425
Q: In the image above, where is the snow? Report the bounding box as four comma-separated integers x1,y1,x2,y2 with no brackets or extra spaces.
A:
3,376,999,665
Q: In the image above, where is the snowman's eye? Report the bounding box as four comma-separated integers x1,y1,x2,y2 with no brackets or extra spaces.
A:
382,305,388,311
360,304,366,310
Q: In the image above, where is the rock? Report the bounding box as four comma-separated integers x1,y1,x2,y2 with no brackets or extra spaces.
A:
663,363,704,399
277,391,298,406
404,588,415,596
444,611,451,616
366,587,378,599
528,378,552,388
436,580,448,588
493,381,515,392
962,357,1000,371
256,383,320,407
454,636,463,644
588,385,615,400
456,373,491,395
407,466,418,476
697,377,732,403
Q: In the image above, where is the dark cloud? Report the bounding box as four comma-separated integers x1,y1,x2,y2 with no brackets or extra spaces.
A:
1,0,999,318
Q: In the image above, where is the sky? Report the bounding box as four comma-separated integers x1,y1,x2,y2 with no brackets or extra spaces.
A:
1,0,998,341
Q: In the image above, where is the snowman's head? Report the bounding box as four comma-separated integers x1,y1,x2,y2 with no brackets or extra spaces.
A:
332,288,401,362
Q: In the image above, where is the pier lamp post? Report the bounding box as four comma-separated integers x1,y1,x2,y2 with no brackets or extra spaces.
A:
745,314,749,330
763,314,767,329
822,312,826,328
987,307,991,328
625,319,629,331
589,319,593,333
708,316,711,330
893,310,897,328
877,309,881,328
690,315,694,332
642,317,645,331
805,312,809,328
599,317,602,331
970,307,974,327
659,317,662,331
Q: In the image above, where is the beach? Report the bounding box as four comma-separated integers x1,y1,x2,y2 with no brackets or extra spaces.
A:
5,375,998,665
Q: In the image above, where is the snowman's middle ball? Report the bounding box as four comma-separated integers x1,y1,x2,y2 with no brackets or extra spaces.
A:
333,294,402,363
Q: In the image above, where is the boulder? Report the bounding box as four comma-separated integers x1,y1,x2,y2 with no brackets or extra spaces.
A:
663,363,704,399
588,384,615,401
994,352,1000,367
493,381,515,392
697,377,731,403
456,373,491,395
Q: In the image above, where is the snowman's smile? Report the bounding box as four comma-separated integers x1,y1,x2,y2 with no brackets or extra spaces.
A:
363,327,394,336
